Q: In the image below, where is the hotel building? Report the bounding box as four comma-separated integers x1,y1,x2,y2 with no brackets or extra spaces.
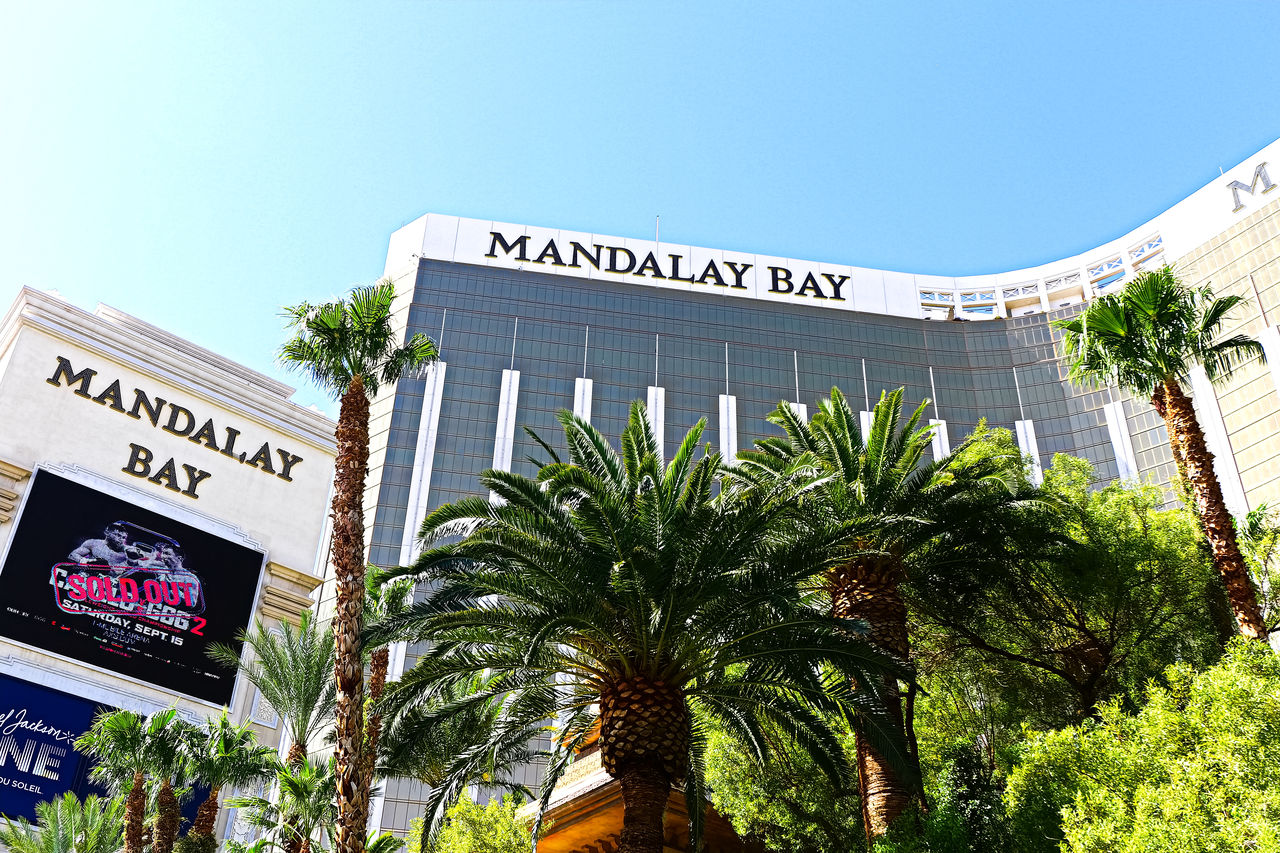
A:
0,289,336,839
352,139,1280,838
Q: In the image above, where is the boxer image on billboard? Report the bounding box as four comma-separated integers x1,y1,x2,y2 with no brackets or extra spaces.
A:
0,471,263,706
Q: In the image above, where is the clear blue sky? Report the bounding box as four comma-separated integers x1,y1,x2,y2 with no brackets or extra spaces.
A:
3,2,1279,415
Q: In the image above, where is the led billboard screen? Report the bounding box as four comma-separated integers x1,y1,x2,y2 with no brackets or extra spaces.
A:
0,471,263,705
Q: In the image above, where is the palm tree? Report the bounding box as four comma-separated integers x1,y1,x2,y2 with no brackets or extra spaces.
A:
733,387,1034,838
374,402,904,853
183,712,277,844
210,613,338,769
374,673,540,851
355,566,414,830
280,279,438,853
1054,265,1267,639
75,709,163,853
149,712,198,853
228,757,339,853
0,792,125,853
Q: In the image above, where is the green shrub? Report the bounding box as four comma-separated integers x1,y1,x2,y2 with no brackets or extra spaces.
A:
1006,640,1280,853
408,793,531,853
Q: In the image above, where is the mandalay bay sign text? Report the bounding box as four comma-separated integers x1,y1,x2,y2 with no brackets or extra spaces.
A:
484,231,854,303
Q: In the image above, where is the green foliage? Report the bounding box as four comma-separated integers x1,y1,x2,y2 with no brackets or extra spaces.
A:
914,454,1225,726
1053,265,1263,394
380,401,903,850
376,673,538,844
1006,640,1280,853
705,722,863,853
208,612,338,760
174,833,219,853
0,792,125,853
279,279,437,398
407,794,531,853
1238,503,1280,638
226,756,338,851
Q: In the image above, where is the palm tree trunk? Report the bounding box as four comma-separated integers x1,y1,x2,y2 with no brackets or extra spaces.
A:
1160,379,1266,640
124,770,147,853
288,740,308,769
353,645,390,836
154,778,181,853
1152,386,1197,509
829,558,917,839
282,742,308,853
617,758,671,853
334,374,372,853
191,786,222,838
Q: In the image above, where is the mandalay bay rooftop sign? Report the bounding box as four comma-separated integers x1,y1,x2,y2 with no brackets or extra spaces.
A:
485,231,853,302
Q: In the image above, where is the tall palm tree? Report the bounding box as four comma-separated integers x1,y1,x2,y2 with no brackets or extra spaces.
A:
280,279,437,853
1053,265,1268,639
227,757,338,853
733,387,1033,839
75,709,166,853
374,403,905,853
182,712,277,844
0,792,125,853
148,712,198,853
209,612,338,769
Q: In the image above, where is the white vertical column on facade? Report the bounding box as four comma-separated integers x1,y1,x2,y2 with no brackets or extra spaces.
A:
929,420,951,458
1257,325,1280,401
1187,365,1249,516
397,361,449,567
573,378,593,422
574,326,592,422
646,385,665,459
372,358,448,834
1102,395,1139,480
860,357,875,436
788,351,808,422
490,368,521,503
1011,366,1041,483
719,394,738,461
719,342,738,461
928,366,949,459
1014,419,1044,485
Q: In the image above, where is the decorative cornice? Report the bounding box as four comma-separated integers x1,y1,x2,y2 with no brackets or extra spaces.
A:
0,459,30,523
0,460,31,482
0,289,337,453
259,561,323,623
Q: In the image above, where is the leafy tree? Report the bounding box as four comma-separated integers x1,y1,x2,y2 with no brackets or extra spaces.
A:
912,454,1226,725
705,720,863,853
1053,265,1267,639
1005,640,1280,853
181,711,276,844
210,612,337,769
280,279,438,853
377,403,903,853
734,388,1036,837
406,794,531,853
0,792,125,853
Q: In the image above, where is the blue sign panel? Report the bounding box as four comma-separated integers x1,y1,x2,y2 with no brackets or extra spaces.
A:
0,671,107,821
